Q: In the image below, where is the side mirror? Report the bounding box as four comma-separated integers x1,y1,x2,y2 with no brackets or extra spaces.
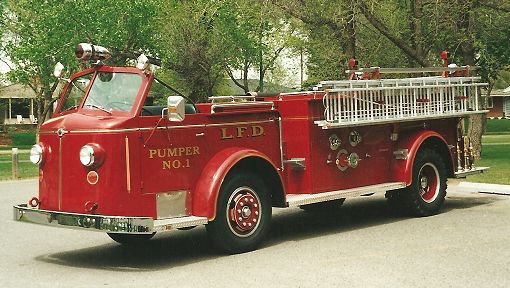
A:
53,62,65,78
167,96,185,122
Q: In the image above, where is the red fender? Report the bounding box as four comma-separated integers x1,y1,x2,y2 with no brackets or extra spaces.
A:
392,130,451,185
192,147,282,220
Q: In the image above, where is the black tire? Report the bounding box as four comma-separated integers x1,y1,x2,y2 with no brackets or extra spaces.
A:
399,148,447,217
206,171,271,254
299,199,345,212
107,232,155,245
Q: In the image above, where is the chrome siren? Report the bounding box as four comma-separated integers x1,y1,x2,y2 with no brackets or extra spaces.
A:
75,43,112,61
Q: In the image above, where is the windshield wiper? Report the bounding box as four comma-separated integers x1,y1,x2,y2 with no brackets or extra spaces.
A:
84,103,112,115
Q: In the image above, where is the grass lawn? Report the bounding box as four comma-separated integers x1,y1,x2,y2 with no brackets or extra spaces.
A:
0,152,38,180
486,119,510,134
467,135,510,185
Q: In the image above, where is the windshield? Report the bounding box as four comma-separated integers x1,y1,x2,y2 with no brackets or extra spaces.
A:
83,72,142,113
57,74,92,114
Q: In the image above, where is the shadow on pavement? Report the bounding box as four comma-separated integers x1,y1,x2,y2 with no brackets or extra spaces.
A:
35,193,503,271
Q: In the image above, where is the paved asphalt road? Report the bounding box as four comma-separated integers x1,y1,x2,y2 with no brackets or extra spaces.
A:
1,179,509,288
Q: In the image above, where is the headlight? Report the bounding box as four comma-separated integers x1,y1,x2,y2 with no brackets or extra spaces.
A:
79,145,95,166
30,144,44,165
79,143,105,167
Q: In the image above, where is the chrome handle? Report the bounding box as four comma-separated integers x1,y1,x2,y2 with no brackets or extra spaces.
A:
196,132,205,137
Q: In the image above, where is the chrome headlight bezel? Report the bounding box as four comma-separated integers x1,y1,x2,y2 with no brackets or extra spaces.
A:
30,144,44,165
79,145,95,167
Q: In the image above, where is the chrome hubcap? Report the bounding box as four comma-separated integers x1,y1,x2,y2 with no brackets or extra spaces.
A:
241,206,251,218
420,176,428,190
227,187,261,237
418,163,440,203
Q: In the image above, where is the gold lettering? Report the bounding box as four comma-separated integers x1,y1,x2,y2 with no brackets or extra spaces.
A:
172,160,181,169
237,127,248,138
168,148,177,157
157,149,165,158
162,160,171,170
252,125,265,137
151,146,201,162
221,128,233,139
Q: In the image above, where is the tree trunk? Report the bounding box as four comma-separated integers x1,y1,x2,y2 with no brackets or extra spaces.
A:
358,0,430,67
460,0,484,159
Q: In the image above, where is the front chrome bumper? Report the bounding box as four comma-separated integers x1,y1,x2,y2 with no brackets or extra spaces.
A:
13,205,208,234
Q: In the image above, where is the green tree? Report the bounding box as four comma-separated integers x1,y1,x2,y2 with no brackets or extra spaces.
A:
275,0,510,158
1,0,158,124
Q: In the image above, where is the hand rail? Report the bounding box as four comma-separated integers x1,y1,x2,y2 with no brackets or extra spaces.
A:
211,101,274,114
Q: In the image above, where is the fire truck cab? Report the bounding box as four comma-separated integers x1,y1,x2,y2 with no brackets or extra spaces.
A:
14,44,488,254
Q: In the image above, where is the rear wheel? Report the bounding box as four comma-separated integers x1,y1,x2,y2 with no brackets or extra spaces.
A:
299,199,345,212
399,148,447,216
206,171,271,254
107,233,155,245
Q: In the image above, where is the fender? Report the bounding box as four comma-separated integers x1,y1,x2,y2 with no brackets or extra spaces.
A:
392,130,451,185
192,147,283,220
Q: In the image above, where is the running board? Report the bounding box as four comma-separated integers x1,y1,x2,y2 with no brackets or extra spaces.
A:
153,216,208,232
454,166,489,178
286,182,406,207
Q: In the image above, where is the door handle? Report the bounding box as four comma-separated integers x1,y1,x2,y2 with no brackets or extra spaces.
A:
196,132,205,137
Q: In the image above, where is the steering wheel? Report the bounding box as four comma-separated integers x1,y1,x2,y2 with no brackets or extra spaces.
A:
141,107,153,116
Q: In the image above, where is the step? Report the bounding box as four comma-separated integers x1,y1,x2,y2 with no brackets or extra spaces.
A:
286,182,406,207
153,216,208,232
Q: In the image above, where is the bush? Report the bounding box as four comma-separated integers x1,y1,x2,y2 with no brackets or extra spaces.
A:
8,131,36,147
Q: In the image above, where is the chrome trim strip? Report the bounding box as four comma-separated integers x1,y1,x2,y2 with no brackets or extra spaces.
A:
13,205,208,234
286,182,406,207
58,137,62,210
315,110,488,129
39,124,208,135
206,119,275,127
39,121,276,135
454,166,489,178
278,117,284,171
125,137,131,193
158,124,206,130
69,128,141,134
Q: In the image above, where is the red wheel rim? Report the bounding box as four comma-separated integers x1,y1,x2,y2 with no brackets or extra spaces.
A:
226,187,261,237
418,163,440,203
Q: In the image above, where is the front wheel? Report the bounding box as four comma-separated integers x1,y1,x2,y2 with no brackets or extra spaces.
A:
206,171,271,254
400,148,447,216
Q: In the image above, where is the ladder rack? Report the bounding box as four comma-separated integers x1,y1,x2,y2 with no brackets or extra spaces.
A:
315,76,487,129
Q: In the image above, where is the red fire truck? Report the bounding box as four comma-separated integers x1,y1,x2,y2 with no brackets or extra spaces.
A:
14,44,488,253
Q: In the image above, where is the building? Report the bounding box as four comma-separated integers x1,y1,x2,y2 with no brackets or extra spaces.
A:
486,87,510,118
0,84,38,124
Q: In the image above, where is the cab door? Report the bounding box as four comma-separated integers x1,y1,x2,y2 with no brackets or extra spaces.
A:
138,114,208,195
137,77,208,198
